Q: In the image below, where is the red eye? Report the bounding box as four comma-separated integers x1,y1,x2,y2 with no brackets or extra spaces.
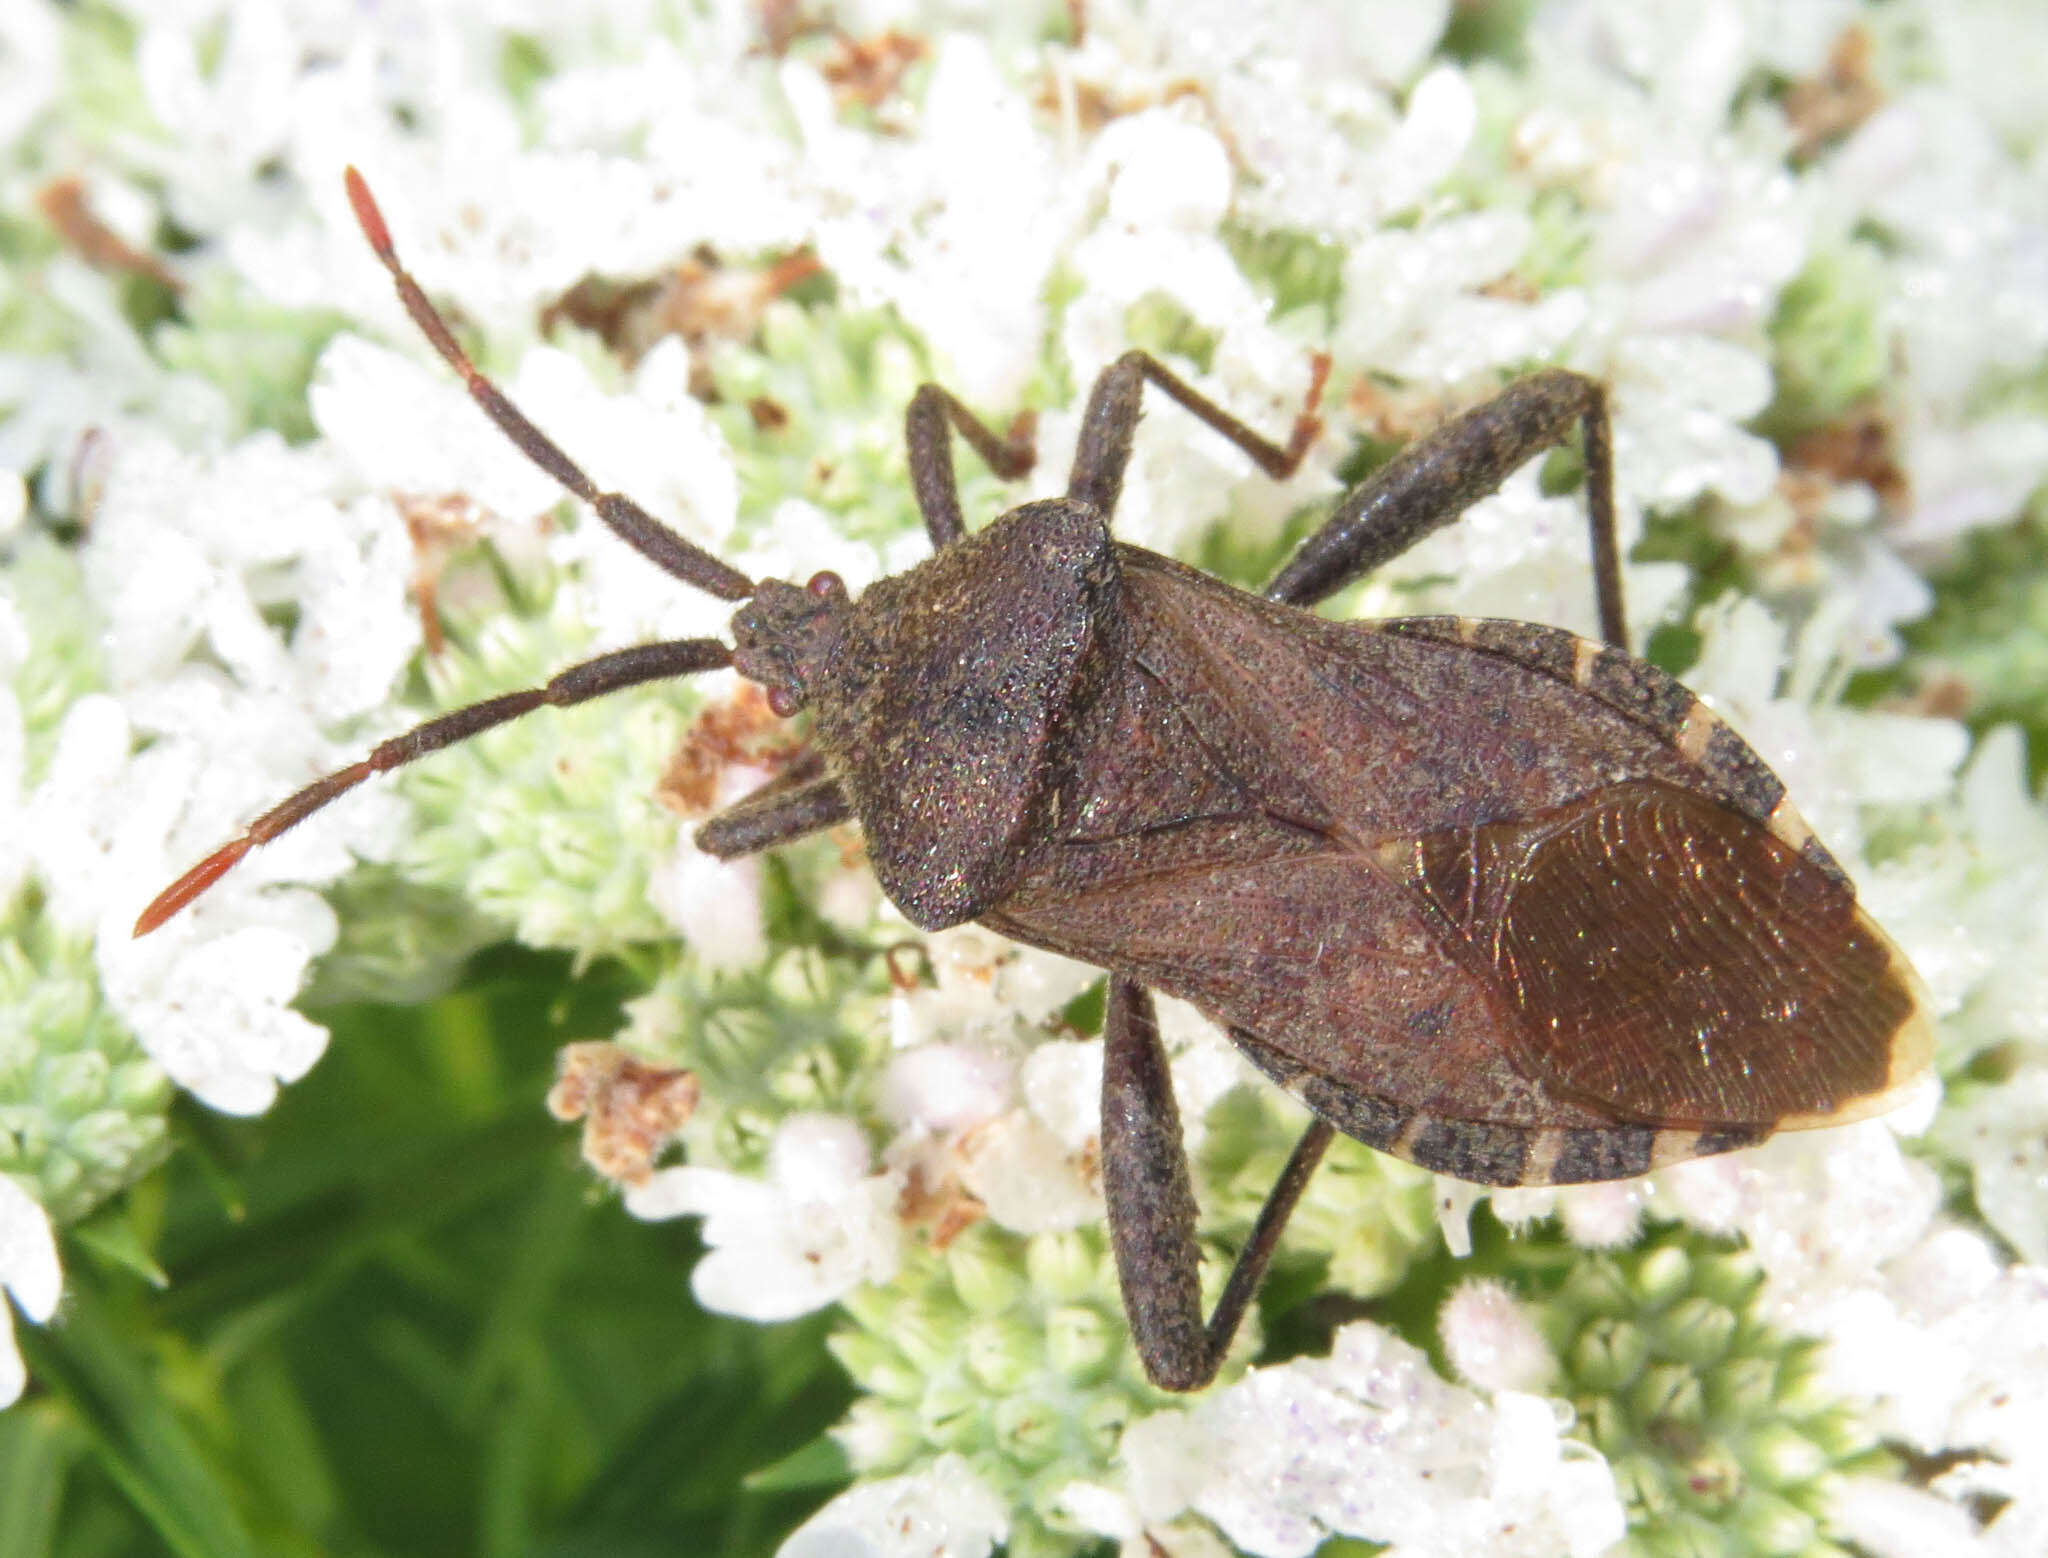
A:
807,570,845,600
767,685,803,717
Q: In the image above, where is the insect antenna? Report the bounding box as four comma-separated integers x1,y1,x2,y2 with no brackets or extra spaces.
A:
136,175,779,937
343,166,755,604
134,638,735,936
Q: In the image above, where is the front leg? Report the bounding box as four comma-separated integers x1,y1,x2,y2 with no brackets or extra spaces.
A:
1103,976,1333,1391
695,754,850,858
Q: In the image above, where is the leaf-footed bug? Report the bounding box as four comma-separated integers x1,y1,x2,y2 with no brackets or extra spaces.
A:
139,168,1934,1392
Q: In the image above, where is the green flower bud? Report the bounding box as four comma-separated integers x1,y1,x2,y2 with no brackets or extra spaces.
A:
826,1223,1179,1557
0,907,171,1223
1023,1229,1099,1304
948,1234,1029,1315
1653,1294,1740,1368
1539,1229,1889,1558
967,1314,1043,1395
827,1329,921,1401
1573,1315,1650,1392
1044,1303,1116,1381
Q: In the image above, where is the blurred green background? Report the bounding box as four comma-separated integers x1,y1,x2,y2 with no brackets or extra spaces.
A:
4,945,853,1558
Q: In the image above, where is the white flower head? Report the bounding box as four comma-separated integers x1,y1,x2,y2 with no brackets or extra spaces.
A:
1822,1241,2048,1551
800,35,1066,410
1120,1321,1623,1558
950,1047,1106,1237
1556,1180,1650,1249
891,927,1099,1052
100,925,329,1117
0,684,23,909
0,0,62,148
1937,1062,2048,1266
879,1042,1017,1137
651,845,767,973
1670,1122,1943,1332
0,469,25,541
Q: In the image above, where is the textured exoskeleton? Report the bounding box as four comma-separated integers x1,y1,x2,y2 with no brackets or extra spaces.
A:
143,171,1933,1391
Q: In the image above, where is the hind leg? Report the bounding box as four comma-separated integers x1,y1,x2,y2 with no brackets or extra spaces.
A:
1101,976,1333,1391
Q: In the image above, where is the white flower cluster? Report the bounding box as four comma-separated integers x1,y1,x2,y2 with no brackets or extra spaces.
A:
3,0,2046,1553
1111,1322,1624,1558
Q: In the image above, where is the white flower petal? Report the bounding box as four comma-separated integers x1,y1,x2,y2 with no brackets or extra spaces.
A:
879,1044,1016,1135
628,1118,899,1322
0,1304,21,1412
106,927,328,1116
653,845,766,973
0,1178,61,1323
0,468,25,540
957,1111,1100,1235
1020,1040,1103,1155
778,1454,1007,1558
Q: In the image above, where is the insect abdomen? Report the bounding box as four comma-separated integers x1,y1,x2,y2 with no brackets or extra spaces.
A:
1230,1027,1775,1187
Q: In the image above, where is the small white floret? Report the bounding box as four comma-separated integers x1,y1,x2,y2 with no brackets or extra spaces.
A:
625,1113,900,1323
0,1178,61,1409
1440,1278,1557,1394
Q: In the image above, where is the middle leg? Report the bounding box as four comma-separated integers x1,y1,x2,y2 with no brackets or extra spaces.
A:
1066,348,1328,517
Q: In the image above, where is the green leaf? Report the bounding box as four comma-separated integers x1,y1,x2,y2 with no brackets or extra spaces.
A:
18,1294,261,1558
0,1402,81,1558
744,1433,854,1494
69,1214,170,1290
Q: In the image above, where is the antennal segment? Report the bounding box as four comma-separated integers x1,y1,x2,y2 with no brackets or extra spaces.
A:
134,637,734,936
343,167,755,604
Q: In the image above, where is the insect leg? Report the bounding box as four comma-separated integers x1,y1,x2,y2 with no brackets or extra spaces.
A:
1066,349,1329,518
1103,976,1334,1390
694,764,851,858
135,637,734,936
344,169,754,603
1263,368,1626,649
903,385,1037,549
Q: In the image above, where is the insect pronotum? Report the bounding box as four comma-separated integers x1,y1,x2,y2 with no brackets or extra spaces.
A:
139,168,1935,1391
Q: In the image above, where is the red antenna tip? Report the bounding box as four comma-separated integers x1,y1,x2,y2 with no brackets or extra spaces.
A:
133,840,250,938
343,166,392,258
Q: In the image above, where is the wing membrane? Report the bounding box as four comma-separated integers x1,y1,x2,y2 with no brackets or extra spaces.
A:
1398,779,1931,1126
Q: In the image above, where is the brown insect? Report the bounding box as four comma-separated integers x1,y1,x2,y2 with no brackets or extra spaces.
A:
138,169,1934,1391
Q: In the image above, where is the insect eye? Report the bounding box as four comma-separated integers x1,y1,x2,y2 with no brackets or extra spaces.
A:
767,685,804,718
806,570,846,601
